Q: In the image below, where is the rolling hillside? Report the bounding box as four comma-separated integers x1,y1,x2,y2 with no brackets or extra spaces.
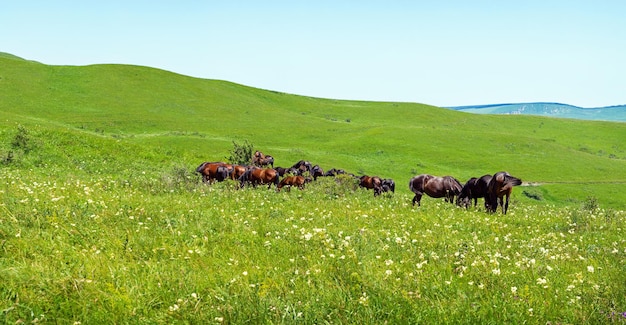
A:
448,102,626,122
1,52,625,208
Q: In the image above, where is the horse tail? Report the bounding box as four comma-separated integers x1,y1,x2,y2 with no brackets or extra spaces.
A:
408,177,417,194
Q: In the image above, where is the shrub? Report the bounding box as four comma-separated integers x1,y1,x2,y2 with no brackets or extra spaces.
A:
227,140,254,166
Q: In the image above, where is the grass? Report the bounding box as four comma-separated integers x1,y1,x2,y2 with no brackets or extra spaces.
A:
0,53,625,323
1,169,624,323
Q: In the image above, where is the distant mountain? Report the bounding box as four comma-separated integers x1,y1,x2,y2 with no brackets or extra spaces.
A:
447,102,626,122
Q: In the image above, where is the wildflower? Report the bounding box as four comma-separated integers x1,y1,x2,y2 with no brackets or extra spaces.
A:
511,286,517,294
358,292,369,305
385,270,393,276
492,268,501,275
385,259,394,266
587,265,595,273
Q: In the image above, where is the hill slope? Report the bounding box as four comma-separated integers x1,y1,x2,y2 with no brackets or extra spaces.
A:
1,53,625,208
448,102,626,122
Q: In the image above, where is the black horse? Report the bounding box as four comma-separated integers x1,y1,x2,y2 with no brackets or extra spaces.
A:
457,174,492,209
381,178,395,193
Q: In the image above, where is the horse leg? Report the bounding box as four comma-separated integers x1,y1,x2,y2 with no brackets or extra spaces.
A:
504,194,510,215
412,194,422,206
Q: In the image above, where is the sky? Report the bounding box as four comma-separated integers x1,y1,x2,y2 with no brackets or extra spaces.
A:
2,1,626,108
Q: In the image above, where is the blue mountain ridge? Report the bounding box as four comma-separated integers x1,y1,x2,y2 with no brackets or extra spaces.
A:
446,102,626,122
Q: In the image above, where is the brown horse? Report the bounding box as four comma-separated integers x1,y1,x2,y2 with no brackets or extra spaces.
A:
359,175,383,196
486,171,522,214
409,174,463,206
277,175,311,192
229,165,248,181
239,167,279,189
196,162,232,183
457,174,492,209
253,155,274,168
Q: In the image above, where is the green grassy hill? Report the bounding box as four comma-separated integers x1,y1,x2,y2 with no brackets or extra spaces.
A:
1,52,625,208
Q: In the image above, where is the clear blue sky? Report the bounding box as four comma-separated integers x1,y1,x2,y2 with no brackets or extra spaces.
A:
2,1,625,108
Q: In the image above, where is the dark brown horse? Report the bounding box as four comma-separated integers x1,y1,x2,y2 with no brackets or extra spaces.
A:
311,165,324,180
409,174,463,206
291,160,313,175
359,175,383,196
238,167,279,189
486,171,522,214
457,174,492,209
277,175,311,192
196,162,232,183
275,166,299,177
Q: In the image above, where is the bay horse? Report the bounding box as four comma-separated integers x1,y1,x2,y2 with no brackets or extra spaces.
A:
238,167,279,189
457,174,492,209
409,174,463,206
252,151,274,167
359,175,383,196
277,175,311,192
229,165,248,181
196,162,232,183
486,171,522,214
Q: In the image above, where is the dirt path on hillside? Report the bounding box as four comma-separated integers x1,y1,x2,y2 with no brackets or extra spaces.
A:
522,181,626,186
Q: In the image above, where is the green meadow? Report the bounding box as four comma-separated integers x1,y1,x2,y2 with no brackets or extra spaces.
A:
1,52,625,323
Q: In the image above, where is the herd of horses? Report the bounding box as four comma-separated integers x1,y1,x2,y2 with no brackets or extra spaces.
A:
409,171,523,214
196,151,522,214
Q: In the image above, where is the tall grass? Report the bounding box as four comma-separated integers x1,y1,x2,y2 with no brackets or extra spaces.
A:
1,163,625,323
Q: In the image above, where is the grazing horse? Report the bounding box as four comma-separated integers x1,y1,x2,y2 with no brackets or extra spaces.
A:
324,168,346,177
291,160,313,175
275,166,299,177
257,155,274,168
239,167,279,189
311,165,324,180
229,165,248,181
381,178,396,193
196,162,232,183
409,174,463,206
277,175,311,192
359,175,383,196
486,171,522,214
252,151,274,168
457,174,492,209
